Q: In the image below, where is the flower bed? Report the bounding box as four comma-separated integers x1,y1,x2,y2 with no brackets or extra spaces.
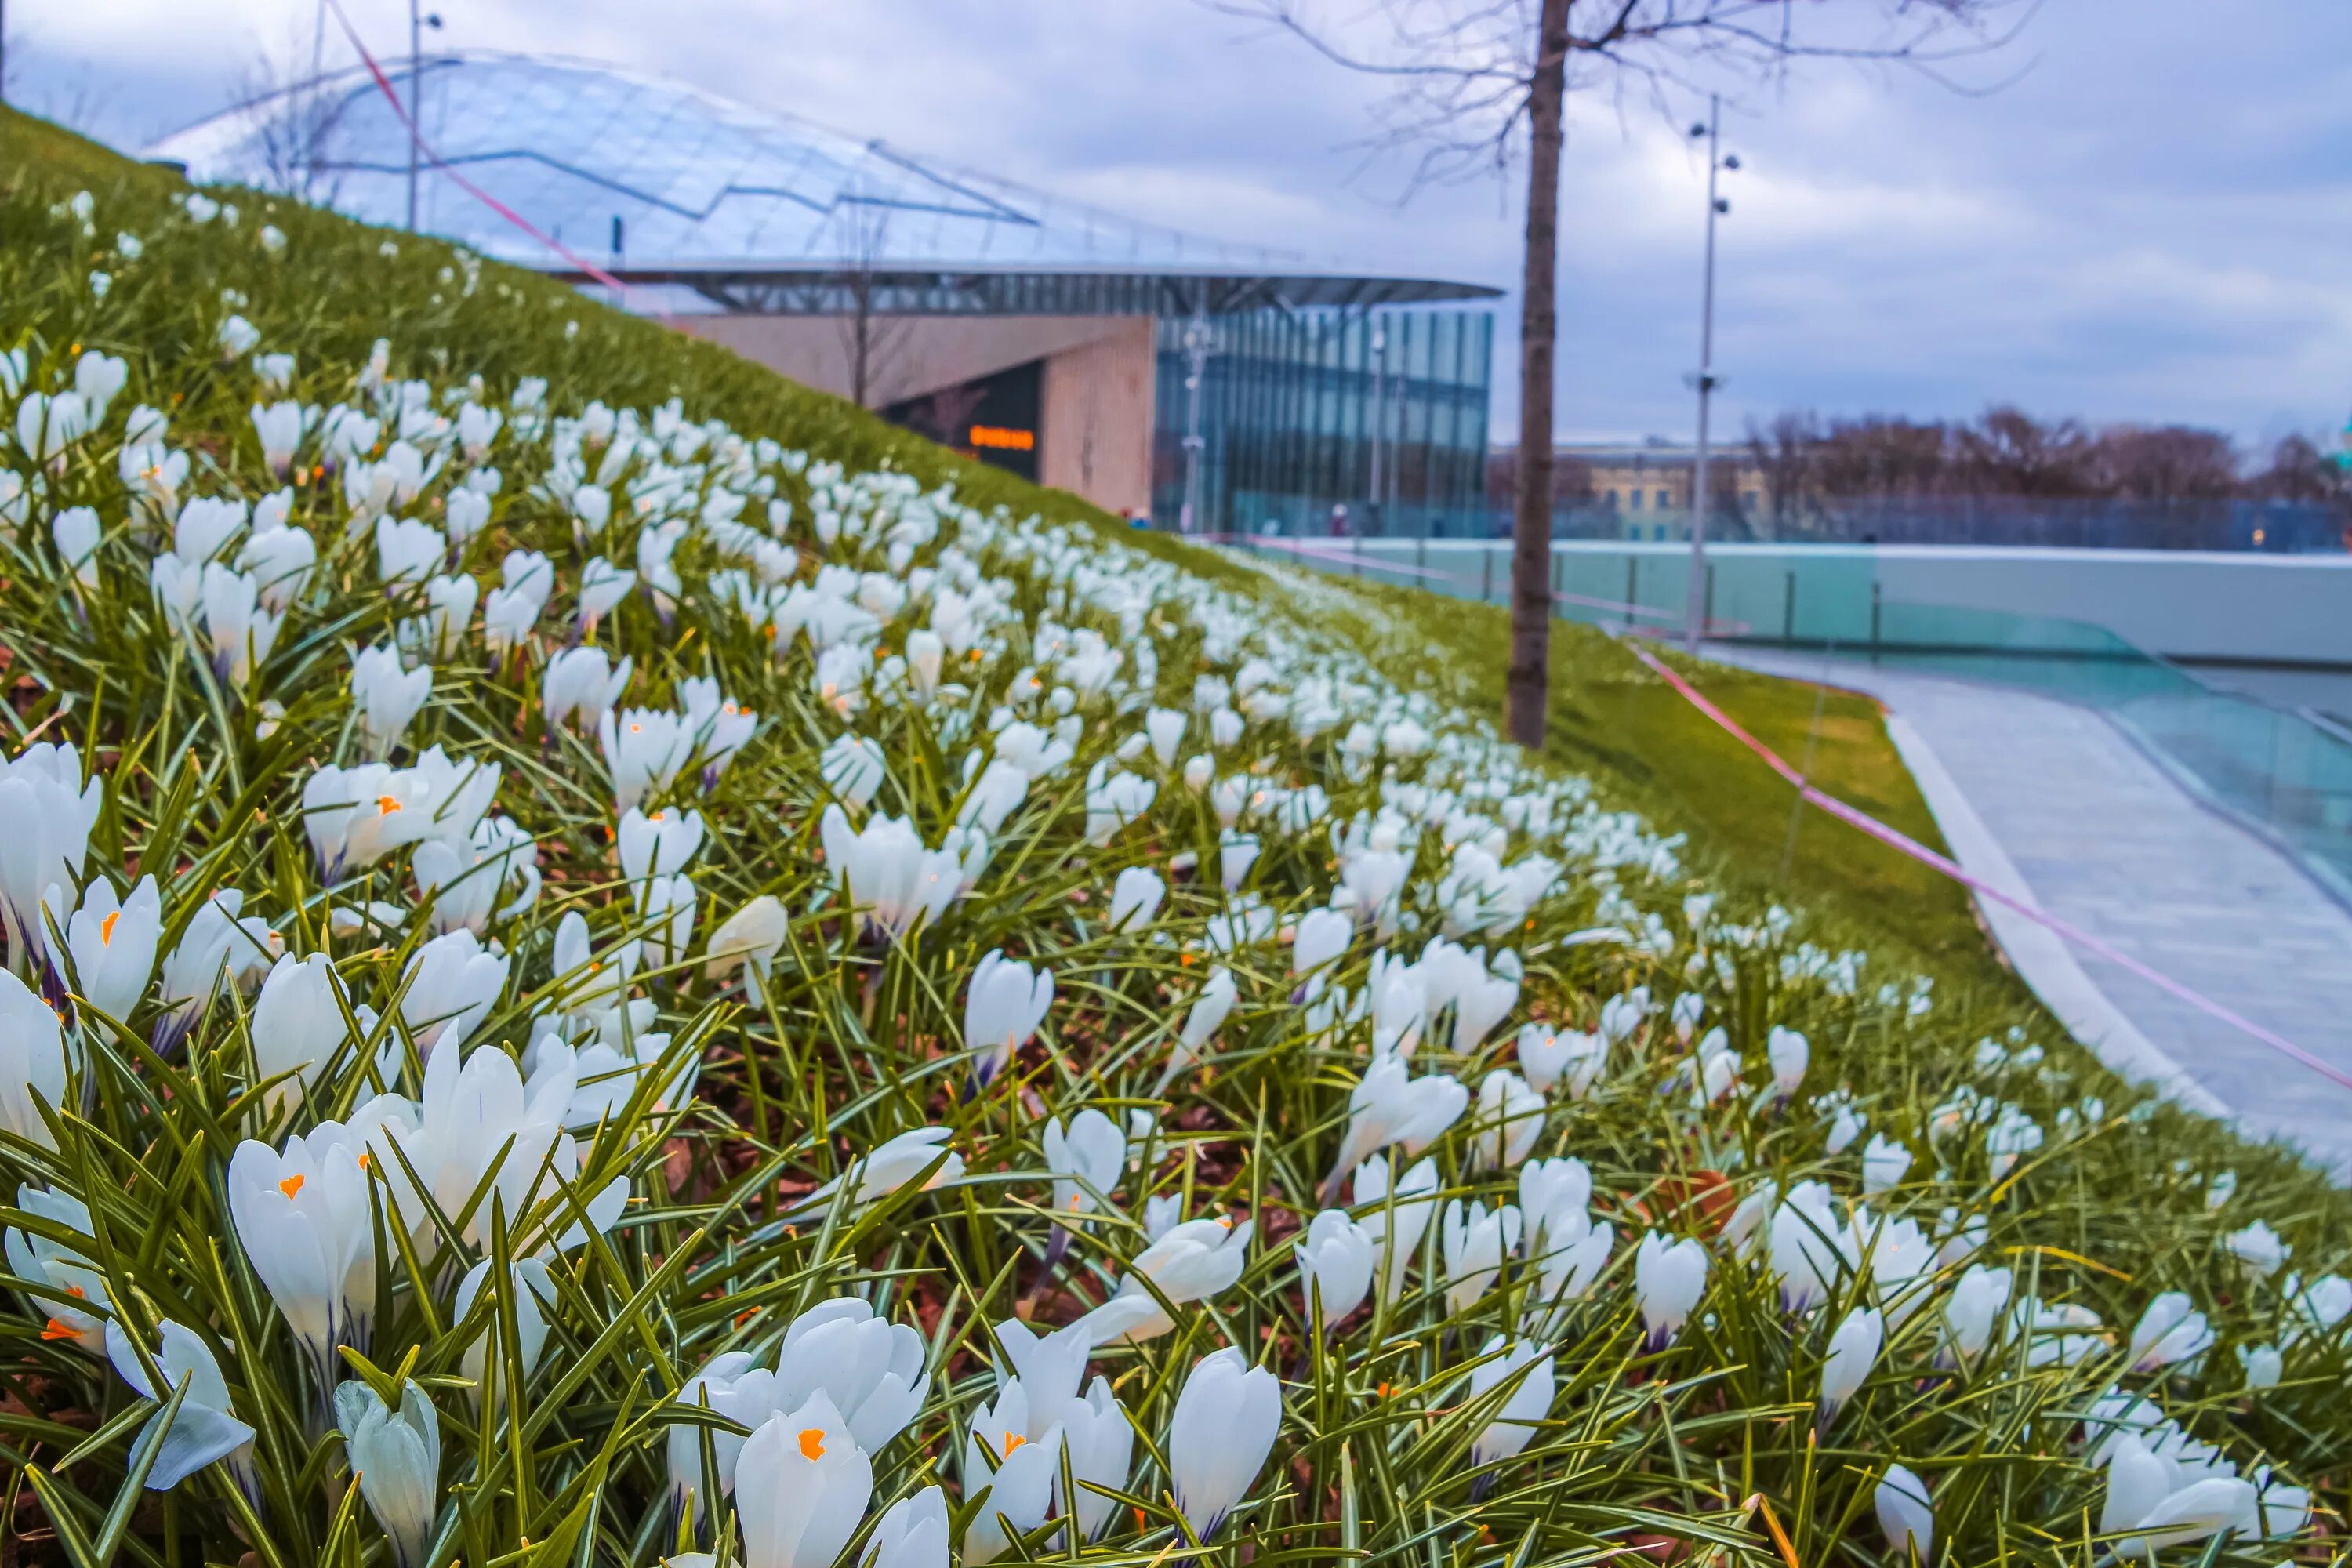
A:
0,109,2343,1568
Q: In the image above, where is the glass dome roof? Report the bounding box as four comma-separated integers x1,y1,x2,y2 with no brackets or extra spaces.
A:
145,52,1499,314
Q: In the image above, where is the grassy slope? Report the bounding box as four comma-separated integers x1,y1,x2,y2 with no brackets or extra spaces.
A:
14,101,2352,1557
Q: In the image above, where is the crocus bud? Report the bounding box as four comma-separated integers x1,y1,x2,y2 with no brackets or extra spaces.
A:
1766,1025,1809,1099
2128,1292,2214,1372
106,1319,256,1492
964,951,1053,1091
865,1484,950,1568
1106,867,1164,933
1466,1335,1555,1482
336,1379,441,1568
1861,1134,1913,1194
1941,1264,2011,1363
1819,1307,1884,1428
1634,1231,1708,1350
1043,1108,1125,1221
1145,707,1186,767
1295,1210,1374,1328
1292,906,1352,978
1168,1347,1282,1540
1440,1198,1521,1315
1875,1463,1933,1565
703,895,787,985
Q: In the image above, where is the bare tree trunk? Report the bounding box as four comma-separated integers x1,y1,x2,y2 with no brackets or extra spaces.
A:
851,278,873,409
1504,0,1570,747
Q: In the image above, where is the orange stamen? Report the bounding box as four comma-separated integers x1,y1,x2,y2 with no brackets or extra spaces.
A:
797,1428,826,1461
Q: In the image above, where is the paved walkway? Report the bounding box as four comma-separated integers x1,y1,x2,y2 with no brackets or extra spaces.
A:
1707,645,2352,1177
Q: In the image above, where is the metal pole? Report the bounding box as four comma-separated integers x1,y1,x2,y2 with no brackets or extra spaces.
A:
405,0,423,231
1178,310,1211,535
1368,321,1385,539
1683,94,1724,653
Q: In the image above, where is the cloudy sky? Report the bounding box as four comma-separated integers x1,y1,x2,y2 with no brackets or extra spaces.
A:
11,0,2350,451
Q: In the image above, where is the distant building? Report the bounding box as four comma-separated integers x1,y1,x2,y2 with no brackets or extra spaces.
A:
147,52,1500,533
1487,438,1768,539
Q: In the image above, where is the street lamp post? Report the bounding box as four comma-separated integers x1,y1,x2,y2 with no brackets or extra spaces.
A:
1369,318,1388,538
1682,96,1738,653
1178,310,1213,535
405,1,443,232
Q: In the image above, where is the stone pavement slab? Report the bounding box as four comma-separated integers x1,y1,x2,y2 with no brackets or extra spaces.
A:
1706,644,2352,1176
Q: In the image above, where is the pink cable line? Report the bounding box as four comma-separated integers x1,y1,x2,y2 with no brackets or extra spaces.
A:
323,0,630,294
1621,637,2352,1096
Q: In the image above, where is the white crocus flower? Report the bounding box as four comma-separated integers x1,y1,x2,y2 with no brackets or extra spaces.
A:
1295,1209,1375,1328
1168,1348,1282,1541
1327,1054,1468,1196
1634,1232,1708,1350
2098,1432,2257,1561
819,732,887,811
2225,1221,2288,1279
227,1127,378,1381
577,556,635,626
106,1320,256,1494
543,646,633,733
1440,1199,1522,1315
1080,1216,1254,1345
1516,1023,1606,1098
795,1127,965,1215
964,951,1053,1091
0,742,103,971
5,1185,111,1351
1058,1376,1134,1544
1819,1307,1884,1428
598,708,691,811
1145,706,1187,766
960,1380,1062,1565
64,875,161,1022
0,967,71,1149
819,806,961,941
336,1380,441,1568
352,644,432,757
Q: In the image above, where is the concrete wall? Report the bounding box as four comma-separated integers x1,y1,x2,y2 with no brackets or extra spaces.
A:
1334,539,2352,668
1039,318,1155,518
662,312,1156,517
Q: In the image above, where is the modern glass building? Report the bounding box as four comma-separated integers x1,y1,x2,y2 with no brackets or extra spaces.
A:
1153,310,1493,538
146,52,1500,528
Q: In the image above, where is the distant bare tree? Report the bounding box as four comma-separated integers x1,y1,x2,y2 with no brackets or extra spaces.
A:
2250,434,2350,509
1218,0,2027,746
1744,410,1817,534
2085,424,2238,508
832,191,916,410
232,25,344,201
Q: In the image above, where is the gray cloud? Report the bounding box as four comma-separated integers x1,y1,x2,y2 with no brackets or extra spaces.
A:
12,0,2349,448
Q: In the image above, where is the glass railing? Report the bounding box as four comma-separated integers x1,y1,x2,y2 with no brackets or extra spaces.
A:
1240,537,2352,905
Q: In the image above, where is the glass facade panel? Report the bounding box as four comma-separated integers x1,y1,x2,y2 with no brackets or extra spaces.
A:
1152,308,1493,537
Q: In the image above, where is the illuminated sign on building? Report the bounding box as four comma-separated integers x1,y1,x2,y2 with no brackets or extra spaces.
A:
969,425,1036,452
